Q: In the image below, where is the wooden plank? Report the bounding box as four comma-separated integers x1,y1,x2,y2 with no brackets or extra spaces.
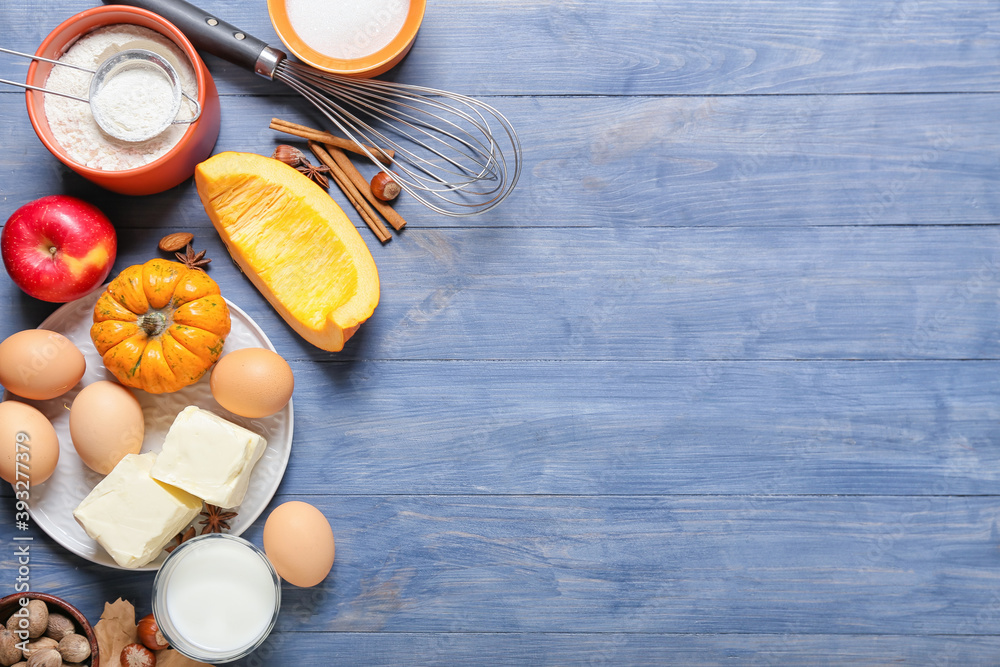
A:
5,495,1000,636
1,1,998,94
1,93,996,227
271,359,1000,495
3,225,999,363
232,632,1000,666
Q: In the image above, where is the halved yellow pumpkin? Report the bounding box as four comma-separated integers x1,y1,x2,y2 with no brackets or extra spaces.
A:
195,152,380,352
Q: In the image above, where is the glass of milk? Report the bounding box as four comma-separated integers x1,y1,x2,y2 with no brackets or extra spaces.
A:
152,534,281,662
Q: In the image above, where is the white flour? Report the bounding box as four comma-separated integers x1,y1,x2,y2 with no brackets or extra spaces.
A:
285,0,410,60
92,65,176,140
44,25,198,171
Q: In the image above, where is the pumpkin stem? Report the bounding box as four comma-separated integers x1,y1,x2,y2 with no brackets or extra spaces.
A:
139,311,168,337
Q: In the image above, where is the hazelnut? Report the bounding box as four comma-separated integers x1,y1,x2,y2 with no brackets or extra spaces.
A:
25,602,47,641
25,648,60,667
369,171,400,201
55,634,89,664
19,638,56,659
40,614,71,646
120,642,155,667
136,615,168,651
0,627,22,666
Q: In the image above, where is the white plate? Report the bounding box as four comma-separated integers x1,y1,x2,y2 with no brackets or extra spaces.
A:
12,286,293,571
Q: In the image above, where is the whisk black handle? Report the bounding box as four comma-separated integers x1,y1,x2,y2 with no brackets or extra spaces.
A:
101,0,285,77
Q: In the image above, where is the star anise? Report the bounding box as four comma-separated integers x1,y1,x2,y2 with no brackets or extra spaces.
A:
297,162,330,188
199,504,238,534
175,242,211,271
271,144,329,188
165,526,196,553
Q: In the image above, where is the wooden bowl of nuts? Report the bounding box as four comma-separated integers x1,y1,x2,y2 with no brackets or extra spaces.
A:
0,592,99,666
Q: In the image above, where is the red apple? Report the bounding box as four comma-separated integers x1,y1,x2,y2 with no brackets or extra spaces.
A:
1,195,117,302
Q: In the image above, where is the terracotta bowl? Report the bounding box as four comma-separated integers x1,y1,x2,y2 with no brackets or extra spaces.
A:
0,591,100,666
25,5,221,196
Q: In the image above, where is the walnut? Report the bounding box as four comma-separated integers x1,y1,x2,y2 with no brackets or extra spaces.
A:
55,634,89,664
0,627,22,666
25,648,61,667
25,602,47,640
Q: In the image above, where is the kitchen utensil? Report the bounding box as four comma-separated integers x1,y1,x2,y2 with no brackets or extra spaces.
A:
0,46,200,142
102,0,521,217
22,5,222,195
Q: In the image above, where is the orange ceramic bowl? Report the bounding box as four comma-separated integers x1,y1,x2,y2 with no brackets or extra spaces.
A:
25,6,221,196
268,0,425,78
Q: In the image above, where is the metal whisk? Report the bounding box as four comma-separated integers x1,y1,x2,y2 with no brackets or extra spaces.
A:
104,0,521,217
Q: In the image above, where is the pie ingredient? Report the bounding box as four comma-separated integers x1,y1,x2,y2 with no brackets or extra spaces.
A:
26,600,48,639
0,329,86,400
271,144,330,188
173,244,211,271
194,151,380,352
136,614,169,651
42,24,197,172
42,613,74,642
0,627,20,665
0,195,117,303
56,633,90,662
73,452,202,568
210,348,294,418
69,381,145,474
21,636,56,657
149,406,267,509
308,142,392,243
198,504,237,535
0,401,59,485
90,258,231,394
25,646,60,667
157,233,194,253
263,501,335,587
157,536,278,659
369,171,400,201
121,642,155,667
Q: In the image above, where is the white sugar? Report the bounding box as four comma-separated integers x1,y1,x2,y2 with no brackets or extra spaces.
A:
285,0,410,60
43,24,198,171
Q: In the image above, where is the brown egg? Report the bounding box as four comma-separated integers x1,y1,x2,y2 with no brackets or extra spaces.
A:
0,329,86,400
210,348,294,418
69,381,144,474
0,400,59,485
263,501,335,587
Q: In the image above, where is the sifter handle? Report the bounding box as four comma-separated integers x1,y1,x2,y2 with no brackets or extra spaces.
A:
100,0,286,78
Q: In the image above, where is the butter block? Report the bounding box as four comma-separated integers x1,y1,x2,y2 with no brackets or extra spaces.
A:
73,452,202,568
150,406,267,509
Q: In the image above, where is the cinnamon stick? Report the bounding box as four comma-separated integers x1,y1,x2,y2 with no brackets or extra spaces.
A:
323,145,407,232
309,141,391,243
271,118,393,164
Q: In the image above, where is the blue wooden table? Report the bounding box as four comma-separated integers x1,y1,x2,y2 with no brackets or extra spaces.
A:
2,0,999,664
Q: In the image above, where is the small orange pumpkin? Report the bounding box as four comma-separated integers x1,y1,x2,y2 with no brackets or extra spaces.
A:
91,259,231,394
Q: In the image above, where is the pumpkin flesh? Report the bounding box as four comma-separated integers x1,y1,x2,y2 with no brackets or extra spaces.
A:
195,152,379,352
